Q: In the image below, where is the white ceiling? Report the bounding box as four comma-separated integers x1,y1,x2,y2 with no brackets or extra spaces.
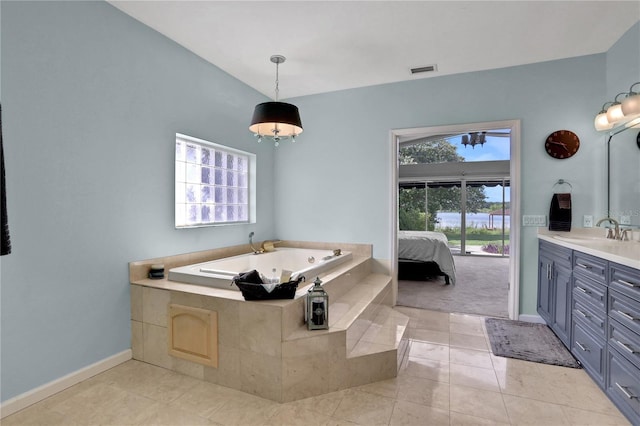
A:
108,1,640,99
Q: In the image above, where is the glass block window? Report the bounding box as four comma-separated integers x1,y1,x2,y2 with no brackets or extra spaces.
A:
175,133,255,228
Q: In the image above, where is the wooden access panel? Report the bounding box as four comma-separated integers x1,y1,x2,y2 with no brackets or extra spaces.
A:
168,304,218,367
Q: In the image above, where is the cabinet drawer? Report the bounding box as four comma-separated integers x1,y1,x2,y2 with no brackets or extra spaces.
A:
609,290,640,337
574,251,607,284
573,295,606,337
607,348,640,424
609,318,640,370
610,263,640,303
573,274,607,312
572,321,605,387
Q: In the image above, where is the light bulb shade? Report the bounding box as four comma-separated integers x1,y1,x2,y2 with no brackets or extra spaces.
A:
605,103,624,123
622,93,640,116
594,112,613,131
249,102,303,137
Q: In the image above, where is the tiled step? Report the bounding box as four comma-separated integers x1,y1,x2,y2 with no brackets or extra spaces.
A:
347,305,410,360
344,305,410,387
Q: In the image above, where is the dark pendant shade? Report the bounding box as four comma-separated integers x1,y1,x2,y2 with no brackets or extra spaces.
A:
249,101,303,138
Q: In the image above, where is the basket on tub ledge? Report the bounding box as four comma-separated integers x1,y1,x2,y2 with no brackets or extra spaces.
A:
232,269,306,300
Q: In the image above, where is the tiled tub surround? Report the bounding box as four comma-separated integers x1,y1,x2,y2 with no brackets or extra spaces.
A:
130,241,409,403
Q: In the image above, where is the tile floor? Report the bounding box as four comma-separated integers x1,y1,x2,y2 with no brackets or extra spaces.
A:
3,307,631,425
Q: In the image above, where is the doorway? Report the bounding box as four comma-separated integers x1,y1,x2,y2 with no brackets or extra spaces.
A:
390,120,521,319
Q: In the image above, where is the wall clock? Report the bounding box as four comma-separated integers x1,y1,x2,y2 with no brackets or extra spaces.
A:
545,130,580,159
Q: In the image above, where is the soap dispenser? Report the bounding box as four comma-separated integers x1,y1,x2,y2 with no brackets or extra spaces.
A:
306,277,329,330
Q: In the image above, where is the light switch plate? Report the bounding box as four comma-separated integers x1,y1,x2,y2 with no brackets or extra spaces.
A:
620,215,631,225
583,215,593,228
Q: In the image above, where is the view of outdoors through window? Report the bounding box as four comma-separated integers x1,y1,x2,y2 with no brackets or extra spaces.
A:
399,131,510,256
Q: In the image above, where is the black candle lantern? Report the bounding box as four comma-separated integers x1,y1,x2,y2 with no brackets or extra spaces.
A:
307,277,329,330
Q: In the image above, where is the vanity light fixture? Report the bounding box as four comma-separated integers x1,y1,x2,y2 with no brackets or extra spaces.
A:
249,55,303,147
622,82,640,117
594,81,640,134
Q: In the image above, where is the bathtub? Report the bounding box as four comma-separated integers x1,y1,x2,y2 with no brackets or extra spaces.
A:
168,247,352,290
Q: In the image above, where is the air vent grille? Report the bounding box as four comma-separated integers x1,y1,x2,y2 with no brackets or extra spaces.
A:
410,65,437,74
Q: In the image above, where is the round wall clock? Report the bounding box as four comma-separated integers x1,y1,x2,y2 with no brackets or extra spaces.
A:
545,130,580,159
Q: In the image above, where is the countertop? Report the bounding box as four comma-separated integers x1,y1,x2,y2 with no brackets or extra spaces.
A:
538,228,640,270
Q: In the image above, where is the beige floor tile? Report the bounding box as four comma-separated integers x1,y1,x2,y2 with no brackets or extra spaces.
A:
1,404,72,426
138,405,215,425
7,308,632,426
561,406,631,425
396,375,450,410
449,347,493,369
495,367,560,403
399,356,450,383
332,389,395,425
355,377,400,399
490,354,538,374
539,365,624,416
450,411,510,426
389,400,449,426
408,341,449,362
450,384,509,424
208,395,280,425
264,404,335,426
450,313,484,325
100,360,200,403
168,381,245,419
502,394,570,425
449,332,488,351
449,363,499,391
409,328,450,344
450,320,485,336
284,390,347,417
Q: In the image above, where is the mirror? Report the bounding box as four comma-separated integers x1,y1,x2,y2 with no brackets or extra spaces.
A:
608,128,640,228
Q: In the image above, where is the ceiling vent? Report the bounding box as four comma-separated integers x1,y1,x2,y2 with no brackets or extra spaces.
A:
410,64,438,75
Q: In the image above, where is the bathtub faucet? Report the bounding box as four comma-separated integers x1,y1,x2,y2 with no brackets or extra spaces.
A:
248,232,264,254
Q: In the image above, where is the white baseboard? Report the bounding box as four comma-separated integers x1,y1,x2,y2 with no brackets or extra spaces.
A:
0,349,132,419
518,314,546,324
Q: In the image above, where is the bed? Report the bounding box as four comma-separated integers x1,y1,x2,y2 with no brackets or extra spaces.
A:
398,230,456,285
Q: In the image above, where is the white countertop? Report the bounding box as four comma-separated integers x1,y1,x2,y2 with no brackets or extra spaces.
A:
538,228,640,270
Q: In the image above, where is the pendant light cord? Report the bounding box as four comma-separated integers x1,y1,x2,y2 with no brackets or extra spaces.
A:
274,61,280,102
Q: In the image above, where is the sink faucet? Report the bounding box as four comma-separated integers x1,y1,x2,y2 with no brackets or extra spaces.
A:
248,232,263,254
595,217,620,240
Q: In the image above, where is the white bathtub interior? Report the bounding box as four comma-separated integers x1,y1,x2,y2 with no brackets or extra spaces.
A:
168,247,352,290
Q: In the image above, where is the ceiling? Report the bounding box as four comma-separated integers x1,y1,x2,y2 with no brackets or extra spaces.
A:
108,1,640,99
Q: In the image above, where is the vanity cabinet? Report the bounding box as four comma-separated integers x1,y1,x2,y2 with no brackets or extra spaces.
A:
571,252,608,387
538,238,640,425
606,262,640,424
537,240,572,346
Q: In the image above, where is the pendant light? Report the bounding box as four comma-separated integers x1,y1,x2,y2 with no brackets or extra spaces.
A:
249,55,303,147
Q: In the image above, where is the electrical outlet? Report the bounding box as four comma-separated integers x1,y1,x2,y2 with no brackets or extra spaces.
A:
523,215,547,226
583,215,593,228
620,215,631,225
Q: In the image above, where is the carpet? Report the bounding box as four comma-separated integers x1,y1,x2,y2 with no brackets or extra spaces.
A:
485,318,581,368
397,255,509,318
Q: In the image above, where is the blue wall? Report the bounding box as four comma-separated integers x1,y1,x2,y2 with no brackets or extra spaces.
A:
1,0,637,404
275,54,610,317
0,1,274,402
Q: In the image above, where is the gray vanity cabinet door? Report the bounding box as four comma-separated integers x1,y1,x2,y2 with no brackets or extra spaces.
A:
537,249,554,324
552,263,572,347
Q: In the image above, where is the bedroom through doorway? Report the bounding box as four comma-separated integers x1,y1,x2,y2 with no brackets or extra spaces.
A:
393,121,519,319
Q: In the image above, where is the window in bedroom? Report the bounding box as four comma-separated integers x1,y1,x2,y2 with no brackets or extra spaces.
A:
175,133,256,228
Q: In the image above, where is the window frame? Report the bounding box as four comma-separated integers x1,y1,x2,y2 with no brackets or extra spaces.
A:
175,133,256,228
